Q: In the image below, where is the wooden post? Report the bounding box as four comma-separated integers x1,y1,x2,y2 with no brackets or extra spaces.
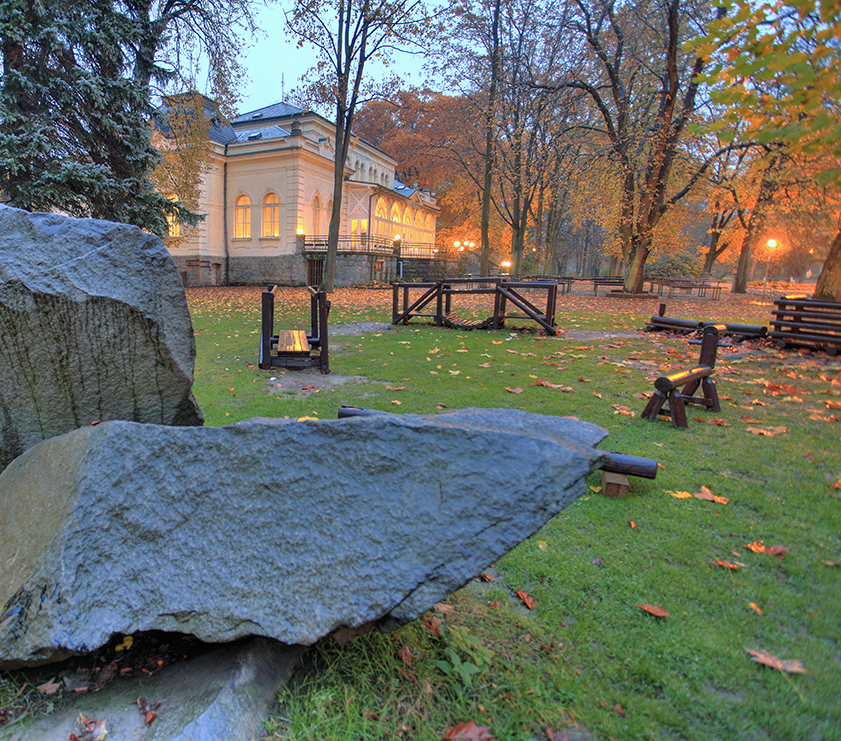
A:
546,282,557,327
601,471,631,498
319,292,330,374
259,290,274,370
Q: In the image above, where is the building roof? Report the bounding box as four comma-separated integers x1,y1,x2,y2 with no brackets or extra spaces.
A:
233,125,291,143
209,119,238,145
393,179,416,198
233,101,305,124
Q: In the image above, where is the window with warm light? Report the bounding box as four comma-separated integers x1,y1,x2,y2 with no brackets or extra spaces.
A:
235,195,251,238
312,196,321,236
262,193,280,237
165,194,180,238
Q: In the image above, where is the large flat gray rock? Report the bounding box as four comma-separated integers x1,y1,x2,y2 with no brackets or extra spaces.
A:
0,409,607,668
0,205,202,469
2,638,302,741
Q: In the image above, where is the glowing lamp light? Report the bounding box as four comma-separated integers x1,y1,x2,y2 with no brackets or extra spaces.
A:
394,234,401,241
454,240,461,248
296,227,305,236
501,260,512,268
767,238,777,249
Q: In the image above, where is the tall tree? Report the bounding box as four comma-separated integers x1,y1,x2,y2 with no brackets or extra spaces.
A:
123,0,258,115
694,0,841,299
545,0,719,292
0,0,175,234
152,91,214,242
286,0,433,292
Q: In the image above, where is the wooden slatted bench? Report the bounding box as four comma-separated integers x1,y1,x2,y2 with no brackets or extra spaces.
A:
259,286,331,373
641,324,723,428
651,279,723,300
591,276,625,295
769,295,841,356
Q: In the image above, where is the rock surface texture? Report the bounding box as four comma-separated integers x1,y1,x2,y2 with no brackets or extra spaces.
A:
4,638,302,741
0,409,607,668
0,205,202,469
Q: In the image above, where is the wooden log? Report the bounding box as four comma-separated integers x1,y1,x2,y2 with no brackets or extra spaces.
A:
600,451,658,479
648,316,703,331
703,321,767,337
338,407,659,479
653,366,712,393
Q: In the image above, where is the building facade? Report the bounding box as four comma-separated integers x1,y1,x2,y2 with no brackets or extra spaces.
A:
164,100,439,287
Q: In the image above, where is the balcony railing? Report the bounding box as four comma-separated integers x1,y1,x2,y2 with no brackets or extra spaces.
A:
303,235,438,259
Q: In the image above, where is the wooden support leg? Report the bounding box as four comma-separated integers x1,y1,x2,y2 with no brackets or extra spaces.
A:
259,291,274,370
702,377,719,412
601,471,631,498
641,390,667,420
668,389,688,428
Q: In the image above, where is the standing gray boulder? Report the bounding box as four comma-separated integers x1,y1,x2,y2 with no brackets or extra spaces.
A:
0,205,202,468
0,409,607,668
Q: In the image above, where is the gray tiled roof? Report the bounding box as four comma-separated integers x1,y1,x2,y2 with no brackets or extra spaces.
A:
209,119,238,145
233,101,305,124
233,125,291,143
393,179,416,198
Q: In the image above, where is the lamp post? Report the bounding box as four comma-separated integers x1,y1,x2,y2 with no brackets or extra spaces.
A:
763,238,776,299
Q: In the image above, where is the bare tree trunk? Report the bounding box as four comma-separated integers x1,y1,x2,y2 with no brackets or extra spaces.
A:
323,105,350,292
480,0,502,276
814,229,841,301
732,165,778,294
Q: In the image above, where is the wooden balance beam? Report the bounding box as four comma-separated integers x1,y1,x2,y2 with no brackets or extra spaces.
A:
640,324,723,428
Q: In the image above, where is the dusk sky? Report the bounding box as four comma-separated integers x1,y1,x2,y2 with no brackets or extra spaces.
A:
237,1,431,113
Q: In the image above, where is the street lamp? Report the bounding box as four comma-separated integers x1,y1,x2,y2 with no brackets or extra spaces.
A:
763,238,777,299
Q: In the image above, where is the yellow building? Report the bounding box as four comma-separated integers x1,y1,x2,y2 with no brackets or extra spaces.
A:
166,100,439,287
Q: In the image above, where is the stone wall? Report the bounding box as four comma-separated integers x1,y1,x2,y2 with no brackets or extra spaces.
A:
173,251,413,287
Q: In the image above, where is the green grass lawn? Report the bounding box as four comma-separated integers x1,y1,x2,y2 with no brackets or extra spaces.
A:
2,292,838,741
187,294,841,741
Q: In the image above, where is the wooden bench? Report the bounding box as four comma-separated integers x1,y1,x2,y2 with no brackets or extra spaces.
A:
591,276,625,295
650,278,722,300
769,295,841,356
259,286,330,373
641,324,723,428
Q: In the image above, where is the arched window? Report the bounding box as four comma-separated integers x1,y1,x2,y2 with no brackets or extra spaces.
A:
403,209,413,243
165,194,180,238
375,199,388,238
312,196,322,236
391,204,401,238
262,193,280,237
235,195,251,238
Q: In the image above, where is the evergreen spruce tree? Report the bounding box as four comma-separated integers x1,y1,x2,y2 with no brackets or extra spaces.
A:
0,0,180,235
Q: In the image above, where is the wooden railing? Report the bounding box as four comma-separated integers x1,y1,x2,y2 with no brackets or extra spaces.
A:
303,236,437,258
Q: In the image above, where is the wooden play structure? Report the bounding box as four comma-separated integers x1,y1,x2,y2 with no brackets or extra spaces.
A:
641,324,723,428
391,278,559,335
259,286,331,373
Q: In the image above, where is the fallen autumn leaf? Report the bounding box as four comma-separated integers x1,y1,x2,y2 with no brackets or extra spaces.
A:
746,648,806,674
638,604,669,617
